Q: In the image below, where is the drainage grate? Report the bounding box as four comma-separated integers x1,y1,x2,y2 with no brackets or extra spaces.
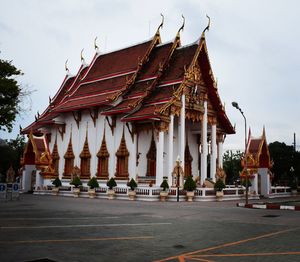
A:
262,214,280,218
173,244,185,249
25,259,57,262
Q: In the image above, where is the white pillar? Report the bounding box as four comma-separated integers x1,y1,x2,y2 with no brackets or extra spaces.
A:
210,123,217,182
218,139,223,169
156,131,164,186
201,100,208,184
180,94,185,173
168,115,174,186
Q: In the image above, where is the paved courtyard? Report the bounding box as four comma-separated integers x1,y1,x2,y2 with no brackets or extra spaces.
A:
0,194,300,262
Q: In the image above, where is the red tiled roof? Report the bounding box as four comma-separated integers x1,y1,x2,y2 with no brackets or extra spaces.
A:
122,105,163,122
83,40,153,82
248,139,262,154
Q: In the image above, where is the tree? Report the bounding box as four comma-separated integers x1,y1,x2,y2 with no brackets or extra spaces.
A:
0,57,23,132
0,134,26,182
223,150,243,184
269,141,300,185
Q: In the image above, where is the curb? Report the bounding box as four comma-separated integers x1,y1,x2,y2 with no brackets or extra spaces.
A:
237,203,300,211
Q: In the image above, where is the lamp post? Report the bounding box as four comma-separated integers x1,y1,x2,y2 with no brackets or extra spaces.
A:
232,102,249,205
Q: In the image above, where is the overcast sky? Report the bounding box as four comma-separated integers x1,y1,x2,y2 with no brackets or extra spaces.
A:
1,0,299,151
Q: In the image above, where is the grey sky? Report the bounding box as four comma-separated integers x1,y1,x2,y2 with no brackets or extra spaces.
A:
1,0,299,151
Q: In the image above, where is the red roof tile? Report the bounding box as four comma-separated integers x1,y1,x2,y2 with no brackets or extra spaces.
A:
83,40,153,82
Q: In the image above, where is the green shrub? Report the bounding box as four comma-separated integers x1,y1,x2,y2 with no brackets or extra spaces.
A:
184,176,197,191
106,177,117,190
52,177,62,187
214,179,225,192
127,178,137,191
70,176,82,188
160,179,169,191
88,177,99,189
241,178,252,188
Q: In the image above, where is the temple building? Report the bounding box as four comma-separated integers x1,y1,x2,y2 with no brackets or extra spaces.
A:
240,128,273,196
21,18,235,192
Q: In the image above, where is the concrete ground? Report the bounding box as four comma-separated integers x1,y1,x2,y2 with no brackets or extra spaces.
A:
0,194,300,262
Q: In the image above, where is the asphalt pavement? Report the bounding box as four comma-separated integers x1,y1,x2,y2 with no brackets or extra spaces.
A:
0,194,299,262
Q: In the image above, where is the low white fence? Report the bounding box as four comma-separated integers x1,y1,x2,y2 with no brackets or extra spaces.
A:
33,185,252,202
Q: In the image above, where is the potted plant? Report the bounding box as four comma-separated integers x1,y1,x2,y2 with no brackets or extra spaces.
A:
288,179,298,195
106,177,117,200
160,179,169,201
87,177,99,199
184,176,197,202
127,178,138,200
52,177,62,195
70,176,82,197
214,179,226,201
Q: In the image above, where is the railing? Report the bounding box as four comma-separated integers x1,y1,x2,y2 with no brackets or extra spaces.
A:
271,186,291,194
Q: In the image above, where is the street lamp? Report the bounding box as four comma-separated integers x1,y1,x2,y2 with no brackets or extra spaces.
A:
232,101,249,205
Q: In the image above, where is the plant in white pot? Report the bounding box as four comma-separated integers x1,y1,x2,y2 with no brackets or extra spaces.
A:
70,176,82,198
184,176,197,202
87,177,99,199
106,177,117,200
160,179,169,201
214,179,225,201
127,178,137,200
51,177,62,195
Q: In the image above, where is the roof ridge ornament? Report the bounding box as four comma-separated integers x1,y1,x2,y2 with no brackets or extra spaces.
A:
65,59,69,74
156,13,164,35
202,15,211,38
178,15,185,36
94,37,99,53
80,49,86,65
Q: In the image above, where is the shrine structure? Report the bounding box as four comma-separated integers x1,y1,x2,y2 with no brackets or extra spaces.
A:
241,127,273,196
21,17,235,192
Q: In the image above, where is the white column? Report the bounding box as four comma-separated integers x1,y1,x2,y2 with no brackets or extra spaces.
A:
201,100,208,184
168,115,174,186
180,94,185,173
156,131,164,186
218,138,224,169
210,123,217,182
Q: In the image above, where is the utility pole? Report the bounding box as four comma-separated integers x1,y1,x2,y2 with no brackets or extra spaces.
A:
293,133,296,152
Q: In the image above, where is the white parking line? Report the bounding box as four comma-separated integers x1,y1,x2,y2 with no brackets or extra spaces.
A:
1,222,172,229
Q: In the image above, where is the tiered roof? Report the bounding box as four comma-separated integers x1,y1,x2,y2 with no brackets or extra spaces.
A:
22,20,234,135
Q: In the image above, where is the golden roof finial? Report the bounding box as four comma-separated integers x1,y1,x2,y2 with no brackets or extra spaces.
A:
65,59,69,74
176,15,185,38
156,13,164,34
80,49,85,64
202,15,211,38
94,37,99,52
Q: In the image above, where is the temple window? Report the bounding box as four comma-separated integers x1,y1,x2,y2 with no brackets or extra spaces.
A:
97,132,110,179
115,130,129,179
146,134,156,177
184,142,193,177
80,134,91,179
63,136,74,178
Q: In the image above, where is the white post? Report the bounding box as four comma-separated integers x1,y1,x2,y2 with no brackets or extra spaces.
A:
201,100,208,185
180,94,185,173
156,131,164,186
218,138,224,169
210,123,217,182
168,115,174,186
